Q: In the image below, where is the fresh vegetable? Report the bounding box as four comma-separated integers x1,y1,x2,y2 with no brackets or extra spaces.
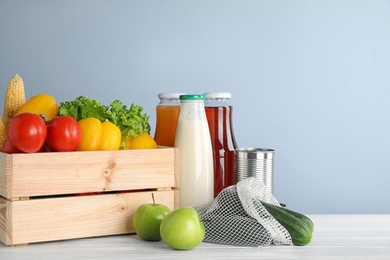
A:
76,117,101,151
98,121,122,150
1,137,21,153
76,117,121,151
0,118,6,150
58,96,150,148
15,93,58,121
261,201,314,246
270,202,314,233
2,74,25,126
125,133,157,149
7,113,47,153
46,116,82,152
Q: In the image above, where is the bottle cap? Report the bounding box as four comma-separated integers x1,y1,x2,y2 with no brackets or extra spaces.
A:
179,94,206,101
204,92,232,100
158,93,185,100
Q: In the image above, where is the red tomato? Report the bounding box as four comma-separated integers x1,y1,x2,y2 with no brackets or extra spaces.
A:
1,137,22,153
46,116,82,152
8,113,47,153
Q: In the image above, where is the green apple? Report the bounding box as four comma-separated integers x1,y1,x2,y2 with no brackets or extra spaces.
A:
133,193,171,241
160,206,205,250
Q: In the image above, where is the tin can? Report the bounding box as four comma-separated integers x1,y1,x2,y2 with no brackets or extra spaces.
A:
235,148,274,194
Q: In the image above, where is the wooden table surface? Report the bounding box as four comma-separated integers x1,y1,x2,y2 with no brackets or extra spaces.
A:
0,215,389,259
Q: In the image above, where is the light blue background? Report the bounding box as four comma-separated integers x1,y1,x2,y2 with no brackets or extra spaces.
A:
1,1,389,214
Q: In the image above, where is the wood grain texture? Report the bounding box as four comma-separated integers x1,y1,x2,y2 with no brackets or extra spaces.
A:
0,148,177,198
3,190,175,245
0,148,178,246
0,152,11,198
0,197,12,245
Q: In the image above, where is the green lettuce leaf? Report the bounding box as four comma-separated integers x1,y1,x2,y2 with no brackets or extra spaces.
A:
59,96,150,148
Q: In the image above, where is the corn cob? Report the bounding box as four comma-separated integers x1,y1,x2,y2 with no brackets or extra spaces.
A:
2,74,25,126
0,118,6,150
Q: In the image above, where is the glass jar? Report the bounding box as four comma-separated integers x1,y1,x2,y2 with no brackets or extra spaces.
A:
154,93,183,147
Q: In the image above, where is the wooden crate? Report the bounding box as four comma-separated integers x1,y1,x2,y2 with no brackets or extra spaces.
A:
0,147,179,246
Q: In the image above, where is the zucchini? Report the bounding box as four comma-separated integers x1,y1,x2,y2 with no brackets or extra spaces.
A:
261,201,314,246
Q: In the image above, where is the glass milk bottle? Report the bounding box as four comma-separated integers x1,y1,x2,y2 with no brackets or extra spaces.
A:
205,92,238,197
154,93,183,147
174,94,214,206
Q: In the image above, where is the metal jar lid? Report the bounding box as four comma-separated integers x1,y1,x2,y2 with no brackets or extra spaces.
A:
158,93,185,100
204,92,232,100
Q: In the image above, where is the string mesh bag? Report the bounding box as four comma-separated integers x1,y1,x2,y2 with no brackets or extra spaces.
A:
196,177,292,247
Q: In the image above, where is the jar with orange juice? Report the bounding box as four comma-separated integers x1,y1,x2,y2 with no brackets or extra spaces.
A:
154,93,183,147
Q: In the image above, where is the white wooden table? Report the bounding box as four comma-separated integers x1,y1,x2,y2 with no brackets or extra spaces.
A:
0,215,389,259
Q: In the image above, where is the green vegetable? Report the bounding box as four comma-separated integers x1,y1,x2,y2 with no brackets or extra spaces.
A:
58,96,150,148
261,201,314,246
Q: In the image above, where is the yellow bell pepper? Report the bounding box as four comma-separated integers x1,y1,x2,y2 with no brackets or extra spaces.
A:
76,117,121,151
98,121,122,150
15,93,58,121
124,133,157,149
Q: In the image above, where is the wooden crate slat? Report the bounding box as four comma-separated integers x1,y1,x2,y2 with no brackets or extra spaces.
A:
0,197,12,245
0,153,11,199
2,148,176,198
3,190,175,246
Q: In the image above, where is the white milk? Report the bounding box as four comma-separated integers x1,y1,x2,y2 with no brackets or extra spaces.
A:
174,96,214,207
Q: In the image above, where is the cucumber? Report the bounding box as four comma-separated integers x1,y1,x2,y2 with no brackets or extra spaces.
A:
261,201,313,246
274,203,314,233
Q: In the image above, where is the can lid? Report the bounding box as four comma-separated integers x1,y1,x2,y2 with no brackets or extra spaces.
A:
179,94,206,101
236,148,274,159
204,92,232,100
158,93,185,100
